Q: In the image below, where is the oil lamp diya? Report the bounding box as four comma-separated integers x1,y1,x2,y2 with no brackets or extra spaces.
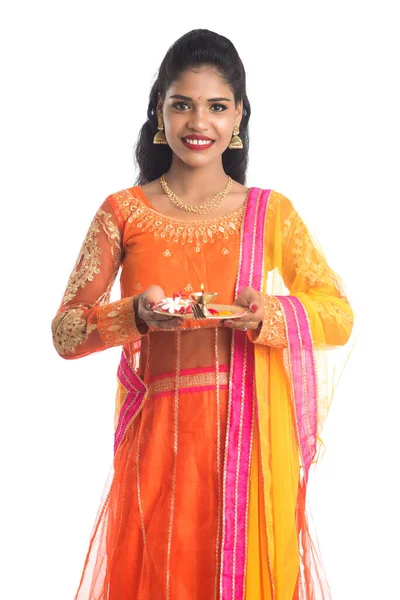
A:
190,283,218,307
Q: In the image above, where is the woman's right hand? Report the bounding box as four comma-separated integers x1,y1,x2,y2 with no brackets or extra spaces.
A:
134,285,184,331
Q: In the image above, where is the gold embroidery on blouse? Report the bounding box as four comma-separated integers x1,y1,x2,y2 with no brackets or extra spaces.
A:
99,212,122,304
97,297,144,345
135,283,142,291
309,298,354,329
184,284,193,292
62,209,121,305
221,248,229,255
250,294,287,347
52,309,89,355
285,210,337,288
163,250,172,257
282,208,298,245
111,189,137,221
265,191,278,222
115,191,244,252
266,191,296,245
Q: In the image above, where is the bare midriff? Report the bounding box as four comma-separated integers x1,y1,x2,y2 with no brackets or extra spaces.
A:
138,326,232,377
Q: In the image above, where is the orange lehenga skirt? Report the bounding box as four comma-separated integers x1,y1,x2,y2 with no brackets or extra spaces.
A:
75,364,231,599
74,359,304,600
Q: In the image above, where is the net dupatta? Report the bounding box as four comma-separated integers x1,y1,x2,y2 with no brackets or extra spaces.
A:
221,188,355,599
263,189,356,471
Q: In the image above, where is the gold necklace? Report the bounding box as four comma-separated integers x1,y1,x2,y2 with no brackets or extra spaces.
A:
159,174,233,215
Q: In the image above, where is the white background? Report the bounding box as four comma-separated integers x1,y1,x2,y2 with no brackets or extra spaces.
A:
1,1,398,598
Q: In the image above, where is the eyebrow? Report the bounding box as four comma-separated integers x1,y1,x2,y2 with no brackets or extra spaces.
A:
169,94,231,102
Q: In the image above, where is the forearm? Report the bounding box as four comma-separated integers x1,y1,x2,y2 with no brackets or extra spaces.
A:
52,296,148,359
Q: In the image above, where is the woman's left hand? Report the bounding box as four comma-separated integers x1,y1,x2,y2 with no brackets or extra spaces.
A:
222,286,264,333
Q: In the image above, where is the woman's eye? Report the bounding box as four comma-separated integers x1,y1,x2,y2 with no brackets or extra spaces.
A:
172,102,190,110
171,102,227,112
210,104,227,112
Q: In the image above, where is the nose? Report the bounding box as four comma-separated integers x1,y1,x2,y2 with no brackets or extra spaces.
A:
186,105,210,133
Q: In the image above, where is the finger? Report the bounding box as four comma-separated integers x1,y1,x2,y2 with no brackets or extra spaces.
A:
141,296,165,312
223,318,257,330
141,285,166,306
140,298,177,321
143,300,156,310
234,287,262,308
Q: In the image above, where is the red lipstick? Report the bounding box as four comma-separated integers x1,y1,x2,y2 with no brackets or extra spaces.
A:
181,134,215,151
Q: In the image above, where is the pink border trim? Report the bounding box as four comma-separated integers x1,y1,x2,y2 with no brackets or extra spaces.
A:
148,364,230,382
114,351,148,455
289,296,318,465
275,296,318,482
220,188,272,600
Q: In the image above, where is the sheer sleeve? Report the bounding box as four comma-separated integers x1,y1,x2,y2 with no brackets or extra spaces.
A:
248,293,288,347
51,194,147,360
249,191,354,348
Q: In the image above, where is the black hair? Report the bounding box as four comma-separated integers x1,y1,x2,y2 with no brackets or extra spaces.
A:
133,29,251,186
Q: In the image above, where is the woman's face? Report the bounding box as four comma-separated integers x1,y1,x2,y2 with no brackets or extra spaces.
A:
157,67,243,167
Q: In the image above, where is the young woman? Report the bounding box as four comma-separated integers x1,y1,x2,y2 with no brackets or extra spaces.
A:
52,29,354,600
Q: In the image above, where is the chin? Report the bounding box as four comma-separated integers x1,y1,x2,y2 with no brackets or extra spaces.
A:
172,146,221,167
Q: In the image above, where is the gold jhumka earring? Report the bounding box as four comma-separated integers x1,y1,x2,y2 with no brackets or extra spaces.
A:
153,111,168,145
228,123,243,149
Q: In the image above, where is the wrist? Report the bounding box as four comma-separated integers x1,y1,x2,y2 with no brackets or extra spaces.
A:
133,296,149,335
254,320,263,335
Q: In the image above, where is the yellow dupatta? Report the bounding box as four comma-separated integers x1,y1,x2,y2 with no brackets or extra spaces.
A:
245,190,355,599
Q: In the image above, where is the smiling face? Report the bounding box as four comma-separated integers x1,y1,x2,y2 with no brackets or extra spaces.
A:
157,66,243,167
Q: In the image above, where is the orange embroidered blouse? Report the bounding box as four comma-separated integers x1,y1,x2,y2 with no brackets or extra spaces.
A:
52,185,340,377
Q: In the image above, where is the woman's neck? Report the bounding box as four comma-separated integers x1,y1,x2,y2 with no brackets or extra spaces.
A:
163,158,231,201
